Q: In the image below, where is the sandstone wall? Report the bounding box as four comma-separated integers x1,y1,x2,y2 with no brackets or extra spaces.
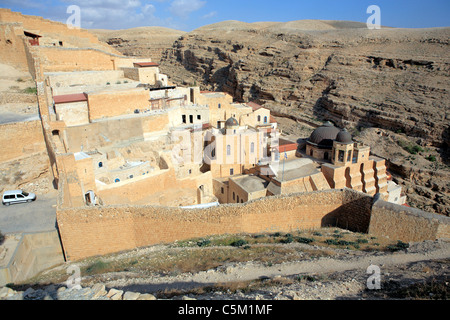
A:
63,116,146,153
56,189,369,261
0,231,64,286
0,120,47,163
87,88,150,121
0,9,118,54
368,199,450,242
38,47,118,73
0,24,28,70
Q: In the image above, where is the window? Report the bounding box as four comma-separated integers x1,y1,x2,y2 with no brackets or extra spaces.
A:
197,115,201,120
129,175,134,179
227,145,231,156
188,169,192,175
230,168,234,175
338,150,345,162
233,192,235,200
264,116,268,123
347,151,352,162
189,115,194,124
257,115,261,122
182,115,186,124
251,142,255,153
17,194,24,199
237,195,240,203
221,187,224,194
218,104,221,109
115,178,120,183
324,152,328,160
98,162,103,168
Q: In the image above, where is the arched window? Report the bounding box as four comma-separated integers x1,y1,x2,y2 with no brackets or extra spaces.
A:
264,116,268,123
98,162,103,168
257,115,261,122
115,178,120,183
237,195,240,203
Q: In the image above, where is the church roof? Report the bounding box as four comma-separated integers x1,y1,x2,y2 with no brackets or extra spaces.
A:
308,121,340,147
225,117,239,128
336,129,353,144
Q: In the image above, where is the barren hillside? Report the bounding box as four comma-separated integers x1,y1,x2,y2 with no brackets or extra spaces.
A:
91,27,186,63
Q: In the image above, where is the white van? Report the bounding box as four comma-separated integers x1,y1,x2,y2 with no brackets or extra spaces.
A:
2,190,36,206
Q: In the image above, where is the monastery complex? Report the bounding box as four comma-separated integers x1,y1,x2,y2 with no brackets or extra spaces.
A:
1,9,405,209
5,9,442,264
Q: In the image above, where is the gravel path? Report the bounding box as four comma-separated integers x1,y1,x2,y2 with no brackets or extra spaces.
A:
95,239,450,298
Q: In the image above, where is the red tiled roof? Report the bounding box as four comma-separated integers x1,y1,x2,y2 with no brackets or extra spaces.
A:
270,116,277,123
24,31,42,38
247,101,264,111
134,62,159,67
53,93,87,104
277,139,298,153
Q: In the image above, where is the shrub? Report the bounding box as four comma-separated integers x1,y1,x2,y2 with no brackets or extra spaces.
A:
337,240,354,246
0,230,4,245
85,260,111,275
387,241,410,252
357,238,369,244
325,239,339,245
22,87,37,94
231,239,248,247
296,237,314,244
197,239,211,247
313,232,322,236
397,140,424,155
280,234,294,244
272,232,282,237
426,155,437,162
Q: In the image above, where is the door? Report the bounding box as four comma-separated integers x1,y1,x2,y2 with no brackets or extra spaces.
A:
16,193,25,203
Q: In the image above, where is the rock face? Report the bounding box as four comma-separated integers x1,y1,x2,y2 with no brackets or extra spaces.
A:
91,27,186,63
159,21,449,148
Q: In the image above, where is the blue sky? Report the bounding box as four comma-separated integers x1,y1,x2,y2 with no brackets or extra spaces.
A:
1,0,449,31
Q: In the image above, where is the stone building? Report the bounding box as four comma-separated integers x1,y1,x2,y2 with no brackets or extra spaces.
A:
303,122,405,204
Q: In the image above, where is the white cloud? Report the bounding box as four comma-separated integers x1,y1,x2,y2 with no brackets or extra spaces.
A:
169,0,206,18
56,0,166,29
202,11,217,19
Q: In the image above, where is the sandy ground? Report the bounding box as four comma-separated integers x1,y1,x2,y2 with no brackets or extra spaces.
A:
0,63,38,121
30,237,447,300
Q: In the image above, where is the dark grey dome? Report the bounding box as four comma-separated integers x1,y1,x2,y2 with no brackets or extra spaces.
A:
336,129,353,144
308,121,340,147
225,117,239,128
